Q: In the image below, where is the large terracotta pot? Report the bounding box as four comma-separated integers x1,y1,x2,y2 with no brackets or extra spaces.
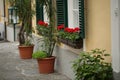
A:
37,56,56,74
18,45,34,59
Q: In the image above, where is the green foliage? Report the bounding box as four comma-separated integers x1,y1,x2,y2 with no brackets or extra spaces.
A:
58,31,80,41
37,26,49,37
72,48,114,80
65,32,80,41
37,22,56,57
57,26,80,41
36,0,57,57
7,0,35,45
58,30,65,38
24,38,33,46
32,51,47,59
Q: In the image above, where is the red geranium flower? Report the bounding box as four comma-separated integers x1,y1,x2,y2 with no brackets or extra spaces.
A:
74,27,80,32
57,24,64,30
64,27,80,33
38,20,48,27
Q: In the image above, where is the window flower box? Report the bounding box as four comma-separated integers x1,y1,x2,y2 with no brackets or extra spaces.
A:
58,37,68,45
67,39,83,49
57,24,83,49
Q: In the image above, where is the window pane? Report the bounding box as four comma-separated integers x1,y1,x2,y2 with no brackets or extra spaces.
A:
73,0,79,9
73,0,79,27
73,10,79,27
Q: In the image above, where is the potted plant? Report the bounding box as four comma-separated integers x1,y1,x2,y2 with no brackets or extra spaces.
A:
57,24,83,48
7,0,35,59
32,0,57,74
32,49,55,74
72,48,114,80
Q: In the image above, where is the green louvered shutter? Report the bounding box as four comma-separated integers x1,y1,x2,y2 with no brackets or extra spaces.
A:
79,0,85,38
56,0,68,27
36,0,44,23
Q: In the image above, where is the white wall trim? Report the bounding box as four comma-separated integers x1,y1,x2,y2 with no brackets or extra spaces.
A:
111,0,120,72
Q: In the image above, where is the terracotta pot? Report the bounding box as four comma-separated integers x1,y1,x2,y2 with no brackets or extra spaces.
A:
37,56,55,74
18,45,34,59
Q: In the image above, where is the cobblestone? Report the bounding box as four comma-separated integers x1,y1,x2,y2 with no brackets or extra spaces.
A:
0,42,71,80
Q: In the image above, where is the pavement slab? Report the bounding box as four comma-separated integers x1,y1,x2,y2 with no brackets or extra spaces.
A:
0,42,71,80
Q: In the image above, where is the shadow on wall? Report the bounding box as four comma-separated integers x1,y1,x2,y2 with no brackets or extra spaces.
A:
113,72,120,80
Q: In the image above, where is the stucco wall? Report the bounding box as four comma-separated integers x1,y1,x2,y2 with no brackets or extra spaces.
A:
32,0,112,79
0,0,3,22
32,0,37,34
85,0,111,61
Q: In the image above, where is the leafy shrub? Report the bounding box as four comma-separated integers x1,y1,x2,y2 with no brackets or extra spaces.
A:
72,48,114,80
32,51,47,59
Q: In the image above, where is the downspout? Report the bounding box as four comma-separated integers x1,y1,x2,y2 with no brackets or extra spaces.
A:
3,0,7,41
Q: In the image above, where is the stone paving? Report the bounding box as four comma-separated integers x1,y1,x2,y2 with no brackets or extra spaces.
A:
0,42,71,80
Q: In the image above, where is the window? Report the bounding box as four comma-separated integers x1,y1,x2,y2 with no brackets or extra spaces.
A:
68,0,85,38
36,0,43,23
57,0,85,49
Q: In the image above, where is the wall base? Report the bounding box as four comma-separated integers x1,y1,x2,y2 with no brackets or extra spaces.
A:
113,72,120,80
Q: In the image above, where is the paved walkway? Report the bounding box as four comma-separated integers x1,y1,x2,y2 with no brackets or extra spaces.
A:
0,42,71,80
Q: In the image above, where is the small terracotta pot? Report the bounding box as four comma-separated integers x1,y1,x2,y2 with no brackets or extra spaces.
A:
18,45,34,59
37,56,56,74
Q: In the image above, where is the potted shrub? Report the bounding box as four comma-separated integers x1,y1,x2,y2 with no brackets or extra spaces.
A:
32,50,55,74
32,0,57,74
7,0,35,59
72,48,114,80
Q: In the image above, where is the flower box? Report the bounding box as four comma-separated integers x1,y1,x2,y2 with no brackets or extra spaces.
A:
58,37,83,49
58,38,68,44
57,24,83,49
67,39,83,49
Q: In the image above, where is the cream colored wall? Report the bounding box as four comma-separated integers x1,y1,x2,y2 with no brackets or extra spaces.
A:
0,0,3,23
85,0,111,61
31,0,37,34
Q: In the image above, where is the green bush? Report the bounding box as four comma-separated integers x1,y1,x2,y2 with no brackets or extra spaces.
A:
72,48,114,80
32,51,47,59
